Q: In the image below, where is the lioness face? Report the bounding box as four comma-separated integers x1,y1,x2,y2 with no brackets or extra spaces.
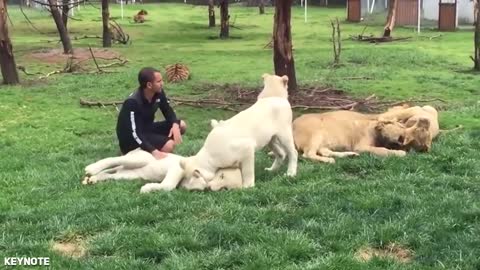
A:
179,157,209,189
403,118,432,152
404,129,431,152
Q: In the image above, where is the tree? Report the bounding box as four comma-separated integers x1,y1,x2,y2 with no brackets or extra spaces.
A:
474,5,480,70
273,0,297,92
259,0,265,14
0,0,19,84
62,0,69,28
474,0,478,26
47,0,73,53
383,0,398,37
208,0,215,27
219,0,229,39
102,0,111,47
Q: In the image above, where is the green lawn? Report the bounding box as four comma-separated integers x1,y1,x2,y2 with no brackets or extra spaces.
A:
1,3,479,269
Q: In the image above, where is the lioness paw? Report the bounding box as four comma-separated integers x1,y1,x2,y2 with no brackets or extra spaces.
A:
140,183,158,193
82,175,97,185
285,170,297,177
81,176,90,185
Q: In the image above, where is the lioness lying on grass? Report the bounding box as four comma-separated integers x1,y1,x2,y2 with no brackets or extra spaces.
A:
293,110,407,163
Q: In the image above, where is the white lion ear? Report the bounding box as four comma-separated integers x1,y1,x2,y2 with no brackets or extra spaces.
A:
262,73,270,79
179,158,186,170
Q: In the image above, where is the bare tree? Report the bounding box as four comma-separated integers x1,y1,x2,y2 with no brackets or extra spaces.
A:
0,0,19,84
331,18,341,66
273,0,297,92
474,0,478,26
102,0,111,47
219,0,229,39
47,0,73,53
259,0,265,14
383,0,398,37
208,0,215,27
474,5,480,70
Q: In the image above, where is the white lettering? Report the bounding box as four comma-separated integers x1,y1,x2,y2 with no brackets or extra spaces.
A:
4,257,50,266
4,257,13,265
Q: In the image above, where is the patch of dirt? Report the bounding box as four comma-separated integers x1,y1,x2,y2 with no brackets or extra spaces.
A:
190,82,449,113
81,83,447,114
190,83,431,113
355,243,413,263
225,85,367,111
28,48,121,65
51,238,86,258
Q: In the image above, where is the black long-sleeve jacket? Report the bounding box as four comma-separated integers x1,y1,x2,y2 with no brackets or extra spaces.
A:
116,88,178,152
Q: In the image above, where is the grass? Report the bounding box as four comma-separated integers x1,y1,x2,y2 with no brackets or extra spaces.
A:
1,3,480,269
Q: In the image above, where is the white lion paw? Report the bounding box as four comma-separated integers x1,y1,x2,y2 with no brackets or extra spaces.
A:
140,183,158,193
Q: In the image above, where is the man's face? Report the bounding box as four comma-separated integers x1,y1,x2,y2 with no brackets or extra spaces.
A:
147,72,163,93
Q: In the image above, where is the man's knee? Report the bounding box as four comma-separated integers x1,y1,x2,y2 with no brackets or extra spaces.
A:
160,140,175,153
179,120,187,134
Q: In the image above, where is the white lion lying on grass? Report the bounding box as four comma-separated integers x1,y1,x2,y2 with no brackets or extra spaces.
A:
82,148,243,193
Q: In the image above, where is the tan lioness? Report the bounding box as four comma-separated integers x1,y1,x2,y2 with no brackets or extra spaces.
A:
293,110,407,163
378,105,439,152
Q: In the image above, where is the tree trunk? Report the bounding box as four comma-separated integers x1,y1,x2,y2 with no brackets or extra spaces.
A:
474,0,478,26
0,0,19,84
474,5,480,71
383,0,398,37
273,0,297,92
102,0,111,47
219,0,229,39
62,0,69,28
48,0,73,54
259,0,265,14
208,0,215,27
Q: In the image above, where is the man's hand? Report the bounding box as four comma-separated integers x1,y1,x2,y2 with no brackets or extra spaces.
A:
152,149,168,160
168,123,183,145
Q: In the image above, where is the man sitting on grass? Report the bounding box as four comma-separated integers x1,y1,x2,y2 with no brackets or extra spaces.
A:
116,67,186,159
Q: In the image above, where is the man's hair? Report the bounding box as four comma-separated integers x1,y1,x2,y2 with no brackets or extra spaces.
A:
138,67,160,89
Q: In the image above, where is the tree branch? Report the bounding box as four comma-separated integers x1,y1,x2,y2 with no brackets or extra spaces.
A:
20,4,46,34
88,46,102,72
30,0,88,8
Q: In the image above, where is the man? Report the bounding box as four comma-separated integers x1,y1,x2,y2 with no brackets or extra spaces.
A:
116,67,186,159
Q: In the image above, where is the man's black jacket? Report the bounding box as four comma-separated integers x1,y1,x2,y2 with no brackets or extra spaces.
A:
116,88,178,153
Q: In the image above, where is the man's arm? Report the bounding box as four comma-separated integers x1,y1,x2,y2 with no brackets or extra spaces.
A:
121,99,156,153
158,90,179,124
